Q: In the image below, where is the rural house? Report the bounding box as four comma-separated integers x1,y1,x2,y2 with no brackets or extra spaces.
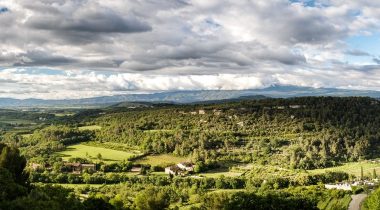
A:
165,165,184,176
63,162,96,174
177,162,194,172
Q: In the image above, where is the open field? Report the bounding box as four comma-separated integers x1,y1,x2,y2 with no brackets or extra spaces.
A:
78,125,102,131
54,113,76,117
135,154,189,166
308,161,380,177
55,144,135,162
0,118,35,124
199,163,253,178
50,183,106,189
200,169,243,178
83,141,141,153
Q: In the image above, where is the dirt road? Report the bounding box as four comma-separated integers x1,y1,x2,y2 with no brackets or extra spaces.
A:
348,194,367,210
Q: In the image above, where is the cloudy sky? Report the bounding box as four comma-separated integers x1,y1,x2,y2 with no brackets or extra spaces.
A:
1,0,380,99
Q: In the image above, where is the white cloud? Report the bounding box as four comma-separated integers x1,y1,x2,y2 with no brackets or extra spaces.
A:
0,0,380,98
1,66,380,99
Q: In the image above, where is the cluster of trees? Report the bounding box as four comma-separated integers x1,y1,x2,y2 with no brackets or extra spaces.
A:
90,97,380,169
73,182,351,210
0,143,78,209
29,167,349,191
3,97,379,171
201,191,318,210
363,187,380,209
1,126,94,158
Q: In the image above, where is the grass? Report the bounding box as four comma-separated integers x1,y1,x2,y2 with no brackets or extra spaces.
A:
135,154,189,166
83,141,141,154
308,160,380,177
21,134,32,138
78,125,102,131
200,170,243,178
54,113,75,117
55,144,135,163
144,129,174,133
50,183,106,189
199,164,250,178
317,194,351,210
0,118,34,124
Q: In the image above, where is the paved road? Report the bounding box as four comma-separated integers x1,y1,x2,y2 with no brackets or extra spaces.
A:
348,194,367,210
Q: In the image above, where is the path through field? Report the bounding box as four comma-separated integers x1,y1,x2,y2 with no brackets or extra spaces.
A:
348,194,367,210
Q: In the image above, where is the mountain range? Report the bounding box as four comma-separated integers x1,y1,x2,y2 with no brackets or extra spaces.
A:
1,85,380,108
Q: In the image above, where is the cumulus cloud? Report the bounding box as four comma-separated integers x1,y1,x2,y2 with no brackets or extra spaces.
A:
1,66,380,99
0,0,380,98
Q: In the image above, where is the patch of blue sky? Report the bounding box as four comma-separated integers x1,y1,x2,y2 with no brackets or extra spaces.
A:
0,7,9,14
345,33,380,64
289,0,316,7
14,67,66,75
0,67,118,76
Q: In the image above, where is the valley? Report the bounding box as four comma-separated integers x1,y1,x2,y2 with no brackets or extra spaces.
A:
1,96,380,209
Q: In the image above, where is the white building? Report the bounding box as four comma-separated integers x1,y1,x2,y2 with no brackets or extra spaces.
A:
325,183,352,191
177,162,194,172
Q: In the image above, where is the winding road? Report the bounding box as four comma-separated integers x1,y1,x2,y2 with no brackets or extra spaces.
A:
348,194,367,210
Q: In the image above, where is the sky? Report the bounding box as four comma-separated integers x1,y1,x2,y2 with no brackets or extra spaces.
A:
1,0,380,99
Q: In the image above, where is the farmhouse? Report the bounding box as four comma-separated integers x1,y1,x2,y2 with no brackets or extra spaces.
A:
213,109,222,116
325,183,352,191
198,110,206,115
289,105,301,109
64,163,82,174
165,162,195,176
30,163,52,171
81,164,96,172
177,162,194,172
131,167,142,173
165,165,184,176
63,162,96,174
237,121,244,127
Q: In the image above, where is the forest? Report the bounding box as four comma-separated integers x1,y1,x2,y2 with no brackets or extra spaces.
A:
1,96,380,209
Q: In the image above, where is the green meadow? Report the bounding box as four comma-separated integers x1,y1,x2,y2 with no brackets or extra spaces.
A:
56,143,135,162
308,160,380,177
135,154,189,166
78,125,102,131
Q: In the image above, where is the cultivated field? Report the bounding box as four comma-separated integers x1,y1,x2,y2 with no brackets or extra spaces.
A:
308,160,380,177
135,154,189,166
56,143,135,162
78,125,102,131
199,169,243,178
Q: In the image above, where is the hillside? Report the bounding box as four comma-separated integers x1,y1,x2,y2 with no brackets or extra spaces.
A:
2,85,380,108
1,96,379,210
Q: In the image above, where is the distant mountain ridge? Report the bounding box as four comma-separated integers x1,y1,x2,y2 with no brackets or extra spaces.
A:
1,85,380,108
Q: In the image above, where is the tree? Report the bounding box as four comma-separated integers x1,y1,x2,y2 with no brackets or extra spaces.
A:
373,169,377,179
360,166,364,180
363,188,380,210
134,187,170,210
83,197,114,210
96,153,102,161
0,143,27,184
